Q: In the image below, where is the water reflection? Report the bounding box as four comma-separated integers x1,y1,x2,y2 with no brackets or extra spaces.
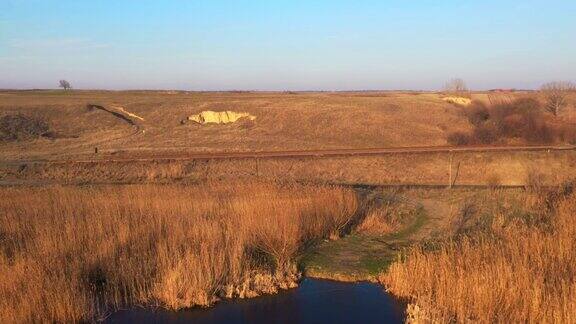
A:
107,278,405,324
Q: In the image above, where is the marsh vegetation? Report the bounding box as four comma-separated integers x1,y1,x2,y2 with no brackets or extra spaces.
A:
0,182,357,323
380,184,576,323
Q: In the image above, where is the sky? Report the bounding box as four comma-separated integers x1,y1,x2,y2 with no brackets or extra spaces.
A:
0,0,575,90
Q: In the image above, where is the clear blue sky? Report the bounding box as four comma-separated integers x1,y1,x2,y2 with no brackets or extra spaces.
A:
1,0,574,90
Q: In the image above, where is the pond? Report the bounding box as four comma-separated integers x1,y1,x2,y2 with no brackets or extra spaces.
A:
106,278,406,324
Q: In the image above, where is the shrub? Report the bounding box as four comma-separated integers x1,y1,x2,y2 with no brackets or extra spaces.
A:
493,97,540,116
465,101,490,126
446,132,471,146
0,114,51,142
447,97,574,145
522,117,554,143
472,125,498,144
556,124,576,144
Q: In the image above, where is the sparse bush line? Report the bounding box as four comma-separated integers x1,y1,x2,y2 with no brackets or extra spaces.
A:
447,97,576,146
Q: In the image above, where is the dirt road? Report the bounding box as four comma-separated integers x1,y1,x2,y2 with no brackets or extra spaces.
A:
1,144,574,165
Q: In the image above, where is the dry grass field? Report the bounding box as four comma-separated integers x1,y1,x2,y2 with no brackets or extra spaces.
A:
3,149,575,188
2,89,575,187
0,181,357,323
1,90,477,159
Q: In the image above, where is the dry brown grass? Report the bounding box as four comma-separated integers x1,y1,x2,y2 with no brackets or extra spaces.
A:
0,90,471,160
380,190,576,323
0,181,357,323
3,149,576,188
355,190,417,235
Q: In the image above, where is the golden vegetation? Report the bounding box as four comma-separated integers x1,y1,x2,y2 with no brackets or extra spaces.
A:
380,187,576,323
0,90,470,160
5,149,575,188
0,181,357,323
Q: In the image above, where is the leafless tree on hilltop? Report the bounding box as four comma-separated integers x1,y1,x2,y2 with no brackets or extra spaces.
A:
59,80,72,91
541,81,575,116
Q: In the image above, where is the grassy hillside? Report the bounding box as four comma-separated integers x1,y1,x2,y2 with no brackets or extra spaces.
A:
0,90,472,159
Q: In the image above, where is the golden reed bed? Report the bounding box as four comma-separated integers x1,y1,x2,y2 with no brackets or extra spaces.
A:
0,182,357,323
380,190,576,323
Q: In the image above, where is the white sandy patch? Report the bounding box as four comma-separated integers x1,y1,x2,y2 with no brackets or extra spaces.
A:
442,96,472,106
110,105,145,121
188,111,256,124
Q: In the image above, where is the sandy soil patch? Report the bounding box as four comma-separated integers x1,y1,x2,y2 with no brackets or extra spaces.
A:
442,96,472,106
188,110,256,124
110,105,145,121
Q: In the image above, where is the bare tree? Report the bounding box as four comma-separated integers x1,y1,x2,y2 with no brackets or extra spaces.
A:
540,81,575,116
59,80,72,91
444,78,469,96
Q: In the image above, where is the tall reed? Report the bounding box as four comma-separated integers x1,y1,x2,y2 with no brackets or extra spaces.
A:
380,192,576,323
0,181,357,323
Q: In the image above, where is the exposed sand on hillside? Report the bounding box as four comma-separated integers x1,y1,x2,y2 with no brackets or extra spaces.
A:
188,110,256,124
111,105,145,121
442,96,472,106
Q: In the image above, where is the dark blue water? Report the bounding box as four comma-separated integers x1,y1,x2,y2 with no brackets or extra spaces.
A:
106,278,406,324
